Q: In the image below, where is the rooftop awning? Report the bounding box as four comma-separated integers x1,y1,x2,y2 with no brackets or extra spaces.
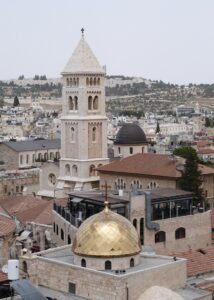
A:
71,197,83,203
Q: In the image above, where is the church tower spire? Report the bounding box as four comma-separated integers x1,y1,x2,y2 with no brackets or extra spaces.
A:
58,31,109,192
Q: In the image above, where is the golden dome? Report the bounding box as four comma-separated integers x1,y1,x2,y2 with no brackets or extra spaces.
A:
72,206,141,257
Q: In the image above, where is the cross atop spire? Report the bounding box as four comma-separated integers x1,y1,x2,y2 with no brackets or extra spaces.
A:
81,27,85,37
101,181,111,212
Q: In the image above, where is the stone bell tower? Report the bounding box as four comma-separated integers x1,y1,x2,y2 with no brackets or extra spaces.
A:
57,29,109,192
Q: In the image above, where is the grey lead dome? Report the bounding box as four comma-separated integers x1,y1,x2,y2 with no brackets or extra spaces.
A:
114,123,147,145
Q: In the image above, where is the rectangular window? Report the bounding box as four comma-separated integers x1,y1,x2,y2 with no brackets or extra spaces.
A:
32,154,35,163
16,186,19,193
26,154,29,164
69,282,76,294
20,155,23,165
4,185,7,194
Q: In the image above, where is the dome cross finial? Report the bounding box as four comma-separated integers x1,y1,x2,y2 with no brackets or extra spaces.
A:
101,181,111,212
81,27,85,37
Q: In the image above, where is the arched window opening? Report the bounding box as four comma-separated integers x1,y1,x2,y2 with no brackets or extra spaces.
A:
66,78,69,86
44,152,48,161
118,147,121,154
20,155,23,165
50,152,54,160
73,78,76,86
175,227,186,239
61,229,64,240
71,127,75,142
72,165,78,176
65,164,70,176
53,223,55,233
89,165,96,176
89,77,93,86
81,259,86,268
142,147,144,153
56,225,58,235
74,96,78,110
69,96,74,110
88,96,92,110
93,78,96,85
68,235,71,244
155,231,166,243
86,78,89,86
105,260,111,270
48,173,56,186
70,78,72,86
38,153,42,161
97,78,100,85
92,127,96,142
130,147,133,154
22,261,28,275
140,218,144,245
76,78,79,86
133,219,137,229
93,96,98,110
130,258,134,268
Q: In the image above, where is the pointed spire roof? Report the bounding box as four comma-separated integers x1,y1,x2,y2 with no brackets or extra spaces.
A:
62,35,105,74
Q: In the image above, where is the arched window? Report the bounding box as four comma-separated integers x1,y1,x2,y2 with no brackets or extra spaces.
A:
69,96,74,110
89,77,93,86
97,78,100,85
68,235,71,244
86,78,89,86
89,165,96,176
53,223,55,232
48,173,56,186
44,152,48,161
56,225,58,235
93,78,96,85
105,260,111,270
155,231,166,243
76,78,79,86
130,147,133,154
92,127,96,142
71,127,75,142
20,155,23,165
130,258,134,268
66,78,69,86
88,96,93,110
50,152,54,160
26,154,29,164
38,153,42,161
133,219,137,229
118,147,121,154
65,164,70,176
74,96,78,110
93,96,98,110
70,78,72,86
22,261,28,275
72,165,78,176
61,229,64,240
81,259,86,268
175,227,186,239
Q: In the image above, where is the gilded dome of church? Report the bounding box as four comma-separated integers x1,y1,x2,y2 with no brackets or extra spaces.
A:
72,206,141,257
114,123,147,145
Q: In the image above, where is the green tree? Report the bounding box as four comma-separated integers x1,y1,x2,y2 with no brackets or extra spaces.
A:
13,96,19,107
155,122,160,133
174,146,203,205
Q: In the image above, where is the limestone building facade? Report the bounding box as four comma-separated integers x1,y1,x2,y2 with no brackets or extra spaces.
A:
57,32,109,193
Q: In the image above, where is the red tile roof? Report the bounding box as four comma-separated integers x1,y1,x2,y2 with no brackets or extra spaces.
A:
198,149,214,154
0,272,8,283
171,247,214,277
97,153,214,178
0,206,16,237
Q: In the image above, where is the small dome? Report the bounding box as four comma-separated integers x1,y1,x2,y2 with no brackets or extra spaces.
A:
72,206,141,257
137,286,184,300
114,123,147,145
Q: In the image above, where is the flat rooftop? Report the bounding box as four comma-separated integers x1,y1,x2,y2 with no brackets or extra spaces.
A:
39,245,183,276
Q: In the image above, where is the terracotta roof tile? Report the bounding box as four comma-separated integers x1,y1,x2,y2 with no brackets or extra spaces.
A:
0,272,8,283
98,153,214,177
0,214,16,237
198,149,214,154
171,247,214,277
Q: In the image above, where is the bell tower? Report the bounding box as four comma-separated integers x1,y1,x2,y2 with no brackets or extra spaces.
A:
57,30,109,191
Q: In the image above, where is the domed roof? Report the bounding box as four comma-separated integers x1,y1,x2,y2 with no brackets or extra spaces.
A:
72,205,141,257
137,286,184,300
114,123,147,145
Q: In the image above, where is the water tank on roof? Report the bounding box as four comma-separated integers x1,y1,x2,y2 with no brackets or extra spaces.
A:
8,259,19,280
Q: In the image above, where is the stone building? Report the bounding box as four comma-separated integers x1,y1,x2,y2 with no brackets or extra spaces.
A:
97,152,214,207
113,123,148,158
52,188,212,255
19,203,211,300
0,139,60,170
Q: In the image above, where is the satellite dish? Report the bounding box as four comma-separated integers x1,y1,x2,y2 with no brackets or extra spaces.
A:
2,264,8,274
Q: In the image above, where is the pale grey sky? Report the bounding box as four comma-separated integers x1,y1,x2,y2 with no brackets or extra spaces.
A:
0,0,214,84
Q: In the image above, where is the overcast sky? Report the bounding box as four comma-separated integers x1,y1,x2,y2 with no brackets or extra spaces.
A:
0,0,214,84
